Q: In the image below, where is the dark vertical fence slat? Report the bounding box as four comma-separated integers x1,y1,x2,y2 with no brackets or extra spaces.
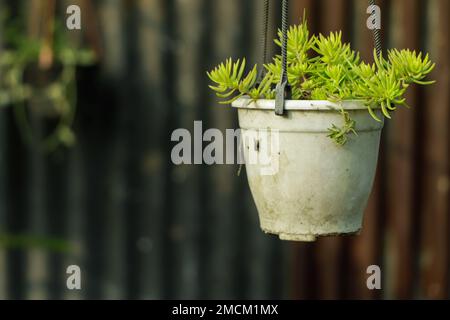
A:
0,162,5,300
347,178,382,299
239,0,260,300
205,0,242,299
26,118,48,300
3,4,33,299
169,0,205,299
160,0,178,300
60,6,91,286
62,2,95,292
374,0,392,300
292,0,319,35
419,0,449,299
0,0,6,298
45,152,69,299
121,2,142,299
245,202,280,299
384,0,421,299
76,17,123,297
314,238,343,299
345,0,383,301
23,0,45,299
369,0,392,300
26,0,72,300
63,147,85,300
291,0,314,23
196,0,213,300
350,0,376,61
121,0,176,299
3,2,31,300
0,130,5,299
318,0,348,36
89,0,127,299
130,1,170,299
291,243,314,299
5,109,29,300
45,2,77,299
78,81,111,299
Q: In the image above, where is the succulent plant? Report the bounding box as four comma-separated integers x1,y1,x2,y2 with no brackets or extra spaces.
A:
207,18,435,145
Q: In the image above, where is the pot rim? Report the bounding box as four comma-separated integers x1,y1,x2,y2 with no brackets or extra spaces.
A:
231,96,379,111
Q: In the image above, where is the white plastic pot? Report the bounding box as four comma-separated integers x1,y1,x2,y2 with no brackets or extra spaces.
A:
232,97,384,242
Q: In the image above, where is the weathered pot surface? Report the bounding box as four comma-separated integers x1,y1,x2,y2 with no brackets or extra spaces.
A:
232,97,384,242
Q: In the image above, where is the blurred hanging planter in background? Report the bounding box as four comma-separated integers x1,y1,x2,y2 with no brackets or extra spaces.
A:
0,2,96,152
207,3,435,241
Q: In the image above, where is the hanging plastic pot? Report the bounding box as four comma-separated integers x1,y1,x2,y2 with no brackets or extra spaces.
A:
207,1,434,241
233,97,384,241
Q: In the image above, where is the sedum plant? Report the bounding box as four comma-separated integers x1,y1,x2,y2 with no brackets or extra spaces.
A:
207,18,435,145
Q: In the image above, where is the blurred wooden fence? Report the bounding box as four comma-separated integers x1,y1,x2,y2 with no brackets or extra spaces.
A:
0,0,448,299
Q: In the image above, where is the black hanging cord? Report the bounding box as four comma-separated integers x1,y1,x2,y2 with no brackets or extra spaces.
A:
280,0,289,84
257,0,270,82
369,0,382,57
275,0,290,116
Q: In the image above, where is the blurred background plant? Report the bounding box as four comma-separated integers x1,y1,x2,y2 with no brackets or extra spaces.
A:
0,4,95,152
0,233,72,253
0,0,94,281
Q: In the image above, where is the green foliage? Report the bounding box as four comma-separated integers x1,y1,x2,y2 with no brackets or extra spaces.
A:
353,54,406,120
0,233,73,253
207,17,435,145
207,58,268,103
327,109,357,146
387,49,435,85
0,16,96,151
313,31,360,67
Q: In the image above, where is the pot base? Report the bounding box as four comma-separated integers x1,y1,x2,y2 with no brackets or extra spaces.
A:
263,227,362,242
279,233,317,242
